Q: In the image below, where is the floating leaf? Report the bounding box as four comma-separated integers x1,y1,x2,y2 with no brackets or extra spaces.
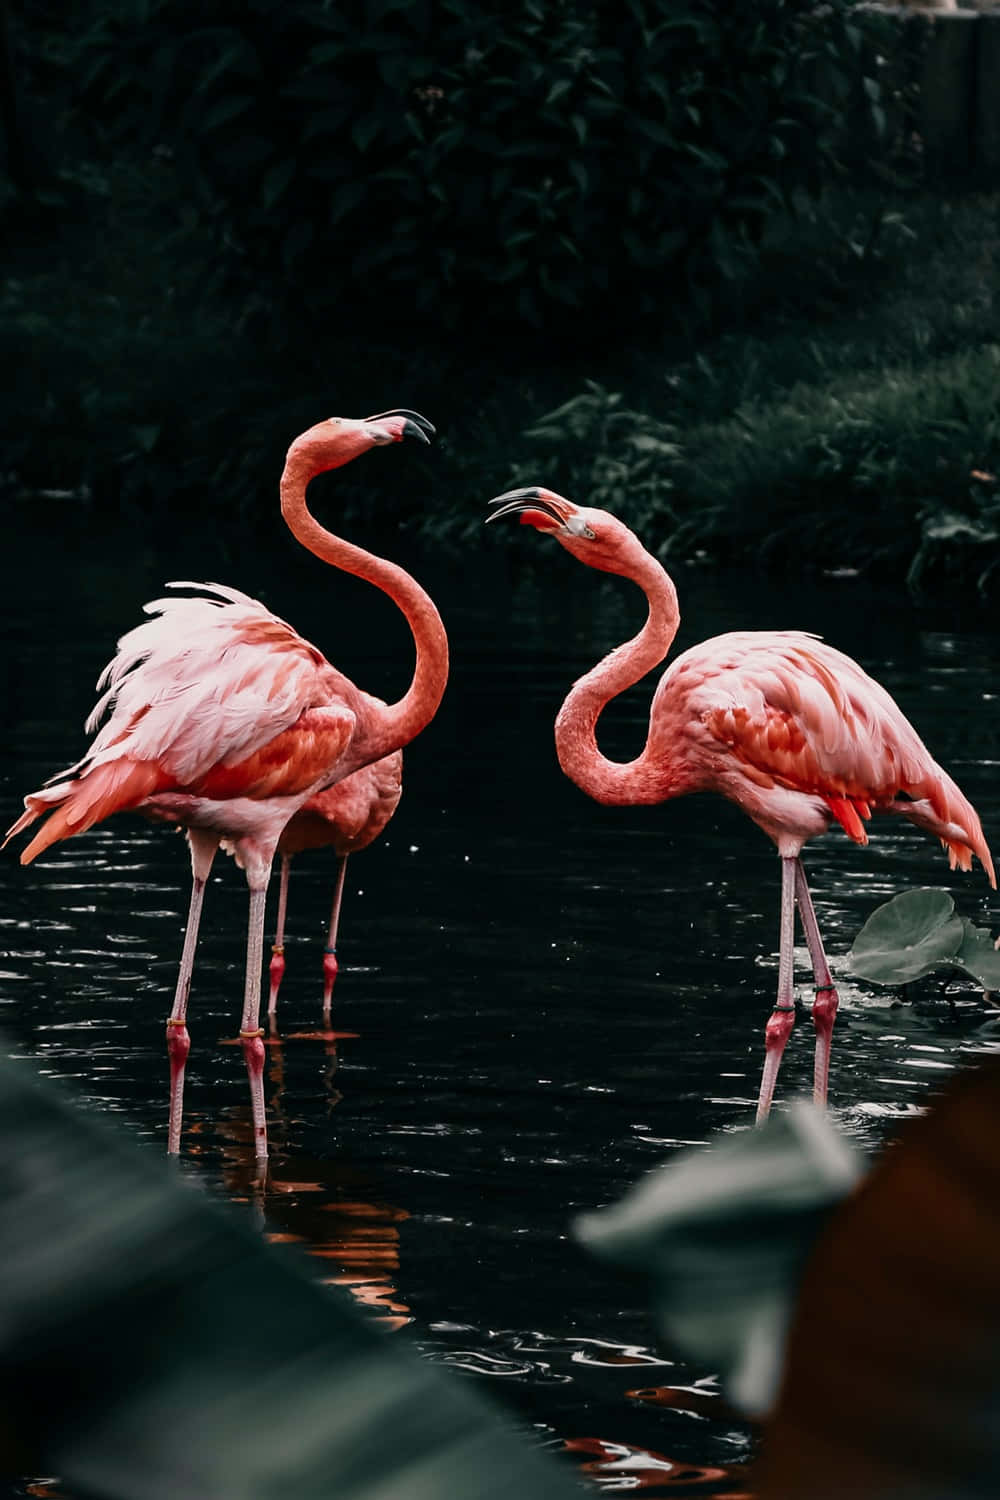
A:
850,889,964,985
953,919,1000,990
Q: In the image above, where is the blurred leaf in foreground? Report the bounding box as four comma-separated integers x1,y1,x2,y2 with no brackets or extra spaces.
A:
574,1105,863,1417
760,1056,1000,1499
0,1046,577,1500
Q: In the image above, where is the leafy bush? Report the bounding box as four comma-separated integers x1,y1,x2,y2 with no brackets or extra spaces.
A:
498,334,1000,583
50,0,884,334
674,342,1000,569
514,379,679,522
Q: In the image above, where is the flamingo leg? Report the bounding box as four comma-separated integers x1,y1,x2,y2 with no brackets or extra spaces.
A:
794,858,840,1110
756,856,798,1125
239,873,272,1161
267,854,292,1034
322,854,349,1030
166,830,220,1156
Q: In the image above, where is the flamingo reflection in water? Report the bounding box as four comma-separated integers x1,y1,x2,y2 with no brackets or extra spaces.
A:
217,1072,412,1333
267,750,403,1042
6,412,448,1162
487,486,995,1121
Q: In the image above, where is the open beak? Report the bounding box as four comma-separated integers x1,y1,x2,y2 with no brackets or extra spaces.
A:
485,487,578,531
365,409,435,444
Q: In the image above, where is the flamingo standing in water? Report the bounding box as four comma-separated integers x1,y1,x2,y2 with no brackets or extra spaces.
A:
487,486,995,1121
6,411,448,1160
267,749,403,1039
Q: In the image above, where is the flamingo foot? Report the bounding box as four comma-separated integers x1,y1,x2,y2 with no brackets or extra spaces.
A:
322,947,339,1007
166,1018,191,1155
756,1005,795,1125
812,983,840,1109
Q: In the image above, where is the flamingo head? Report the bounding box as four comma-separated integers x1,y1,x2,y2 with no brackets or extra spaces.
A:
288,410,435,470
486,486,643,577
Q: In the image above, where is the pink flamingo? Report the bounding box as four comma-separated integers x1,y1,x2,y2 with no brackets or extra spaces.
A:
487,486,995,1121
267,750,403,1039
6,411,448,1160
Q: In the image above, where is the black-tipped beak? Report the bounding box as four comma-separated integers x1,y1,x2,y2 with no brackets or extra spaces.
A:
366,409,435,443
486,487,568,525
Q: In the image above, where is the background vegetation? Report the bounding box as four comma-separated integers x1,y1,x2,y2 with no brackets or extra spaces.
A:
3,0,998,594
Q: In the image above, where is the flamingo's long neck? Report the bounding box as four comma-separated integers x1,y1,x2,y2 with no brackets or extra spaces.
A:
554,549,681,806
280,446,448,770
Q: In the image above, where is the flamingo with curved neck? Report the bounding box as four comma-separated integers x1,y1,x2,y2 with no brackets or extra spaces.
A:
7,411,448,1161
487,485,994,1121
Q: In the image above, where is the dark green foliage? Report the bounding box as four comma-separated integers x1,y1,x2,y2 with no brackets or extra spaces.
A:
3,6,998,597
509,190,1000,587
518,380,680,524
50,0,882,334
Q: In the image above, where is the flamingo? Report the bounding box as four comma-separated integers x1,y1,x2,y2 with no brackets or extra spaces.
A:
486,486,995,1121
267,750,403,1039
6,411,448,1160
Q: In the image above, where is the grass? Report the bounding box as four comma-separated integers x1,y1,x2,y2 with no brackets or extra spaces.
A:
506,191,1000,593
3,166,999,596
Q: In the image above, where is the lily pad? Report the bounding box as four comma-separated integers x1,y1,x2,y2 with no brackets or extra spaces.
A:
953,918,1000,990
850,889,964,985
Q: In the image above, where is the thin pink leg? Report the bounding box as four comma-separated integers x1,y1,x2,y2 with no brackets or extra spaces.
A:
756,856,797,1125
794,858,840,1110
322,855,349,1031
239,878,271,1161
267,854,292,1036
166,830,219,1155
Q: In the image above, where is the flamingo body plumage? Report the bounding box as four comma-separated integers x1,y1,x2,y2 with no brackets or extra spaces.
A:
7,411,447,1160
267,750,403,1035
488,486,994,1121
644,629,992,875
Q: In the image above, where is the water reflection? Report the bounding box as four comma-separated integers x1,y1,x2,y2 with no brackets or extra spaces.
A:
3,515,999,1489
565,1437,745,1492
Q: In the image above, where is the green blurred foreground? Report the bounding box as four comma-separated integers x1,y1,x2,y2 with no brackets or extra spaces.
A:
5,1039,1000,1498
0,1045,577,1499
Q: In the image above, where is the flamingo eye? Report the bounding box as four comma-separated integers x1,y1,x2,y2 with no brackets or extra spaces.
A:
565,513,596,540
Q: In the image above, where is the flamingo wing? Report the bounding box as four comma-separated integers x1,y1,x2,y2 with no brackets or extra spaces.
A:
8,584,360,861
72,583,350,787
668,631,993,878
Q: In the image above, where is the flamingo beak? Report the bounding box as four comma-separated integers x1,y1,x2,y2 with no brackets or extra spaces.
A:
364,409,435,444
485,487,578,532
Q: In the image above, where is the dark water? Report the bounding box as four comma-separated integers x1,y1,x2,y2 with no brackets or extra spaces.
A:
3,509,999,1495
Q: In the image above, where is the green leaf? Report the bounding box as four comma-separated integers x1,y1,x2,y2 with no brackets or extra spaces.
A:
351,115,382,152
202,94,254,132
850,889,964,985
0,1050,580,1499
953,919,1000,990
922,511,998,546
575,1105,862,1416
261,159,295,212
